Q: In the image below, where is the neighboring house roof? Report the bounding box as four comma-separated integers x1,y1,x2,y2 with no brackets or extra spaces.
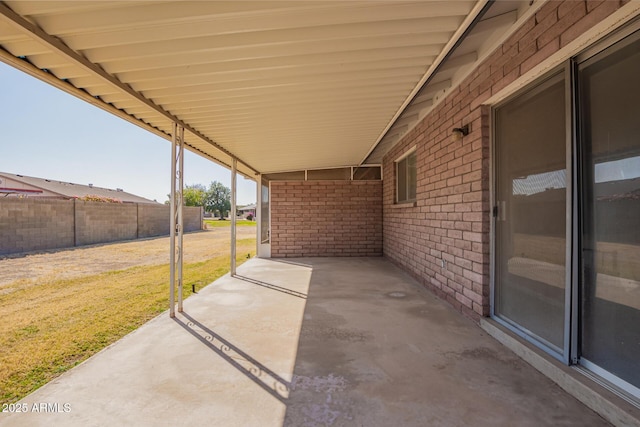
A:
0,172,158,204
238,204,256,212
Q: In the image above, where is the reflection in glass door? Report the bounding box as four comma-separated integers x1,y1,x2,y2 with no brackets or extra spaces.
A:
494,73,568,355
579,35,640,394
493,25,640,400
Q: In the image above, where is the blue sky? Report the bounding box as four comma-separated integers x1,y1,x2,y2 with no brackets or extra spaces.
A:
0,62,256,205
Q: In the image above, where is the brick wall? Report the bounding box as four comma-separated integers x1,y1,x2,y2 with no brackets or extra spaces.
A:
0,199,203,255
382,0,627,320
271,181,382,257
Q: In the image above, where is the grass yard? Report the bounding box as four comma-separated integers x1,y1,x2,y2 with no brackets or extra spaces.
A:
204,219,256,227
0,237,255,405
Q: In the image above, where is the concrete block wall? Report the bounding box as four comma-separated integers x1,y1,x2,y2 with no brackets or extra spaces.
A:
183,206,204,234
0,199,203,255
138,204,203,238
0,198,75,254
138,203,170,237
271,181,382,257
382,0,626,320
75,200,137,246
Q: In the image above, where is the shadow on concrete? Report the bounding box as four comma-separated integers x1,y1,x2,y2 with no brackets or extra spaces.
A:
174,312,291,403
234,275,307,299
281,257,611,427
268,258,314,269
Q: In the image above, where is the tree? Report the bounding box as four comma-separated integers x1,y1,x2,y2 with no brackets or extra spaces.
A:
165,184,206,206
204,181,231,219
183,184,206,207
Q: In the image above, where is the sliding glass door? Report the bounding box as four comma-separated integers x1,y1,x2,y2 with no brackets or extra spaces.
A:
579,34,640,394
494,73,568,355
493,23,639,399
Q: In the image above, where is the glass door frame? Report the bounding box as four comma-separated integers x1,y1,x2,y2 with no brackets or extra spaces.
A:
490,62,574,364
491,18,640,401
572,20,640,400
257,175,271,258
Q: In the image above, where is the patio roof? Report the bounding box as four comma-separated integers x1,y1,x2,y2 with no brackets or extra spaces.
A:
0,1,527,178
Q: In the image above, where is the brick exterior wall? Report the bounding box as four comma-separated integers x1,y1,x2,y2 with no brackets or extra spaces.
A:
271,181,382,257
382,0,627,320
0,199,203,255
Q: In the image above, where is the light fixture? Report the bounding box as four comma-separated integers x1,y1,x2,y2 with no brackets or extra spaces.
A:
452,124,470,141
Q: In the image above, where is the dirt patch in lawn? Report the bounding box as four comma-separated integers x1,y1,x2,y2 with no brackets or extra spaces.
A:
0,226,256,289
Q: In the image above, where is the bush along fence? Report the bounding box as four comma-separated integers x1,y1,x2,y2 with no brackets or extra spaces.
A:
0,198,203,255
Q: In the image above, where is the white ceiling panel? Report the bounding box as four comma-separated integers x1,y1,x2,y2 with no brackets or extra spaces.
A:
0,0,491,177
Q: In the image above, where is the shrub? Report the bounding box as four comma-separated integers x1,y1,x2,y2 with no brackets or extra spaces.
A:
75,195,122,203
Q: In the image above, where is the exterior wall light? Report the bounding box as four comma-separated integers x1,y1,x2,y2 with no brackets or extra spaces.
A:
452,124,470,141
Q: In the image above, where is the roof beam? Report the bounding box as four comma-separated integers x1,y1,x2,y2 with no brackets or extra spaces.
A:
361,0,491,165
412,79,452,104
438,51,478,73
472,10,519,35
0,1,260,176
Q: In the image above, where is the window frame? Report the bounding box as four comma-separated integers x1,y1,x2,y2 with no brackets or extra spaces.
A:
395,146,417,204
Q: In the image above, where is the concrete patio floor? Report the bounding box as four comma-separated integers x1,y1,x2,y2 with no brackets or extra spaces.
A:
0,257,609,426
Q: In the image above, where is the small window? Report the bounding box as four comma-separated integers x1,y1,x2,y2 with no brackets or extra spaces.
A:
396,150,416,203
353,166,382,180
307,167,351,180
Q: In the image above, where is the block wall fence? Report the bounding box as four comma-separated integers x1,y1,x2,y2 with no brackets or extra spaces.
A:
0,198,203,255
382,0,628,320
270,181,383,257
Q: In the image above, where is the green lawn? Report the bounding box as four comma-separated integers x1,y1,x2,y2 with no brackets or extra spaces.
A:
0,238,256,405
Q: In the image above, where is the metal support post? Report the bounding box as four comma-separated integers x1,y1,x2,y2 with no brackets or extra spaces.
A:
231,158,237,276
169,122,185,317
177,125,185,313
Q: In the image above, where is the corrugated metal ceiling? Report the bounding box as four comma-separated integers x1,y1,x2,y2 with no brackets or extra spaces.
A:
0,1,492,178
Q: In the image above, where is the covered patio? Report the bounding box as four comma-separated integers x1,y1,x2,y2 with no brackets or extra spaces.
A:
2,1,640,425
0,258,607,426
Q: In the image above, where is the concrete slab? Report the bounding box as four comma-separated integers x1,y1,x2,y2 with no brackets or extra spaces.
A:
0,257,610,426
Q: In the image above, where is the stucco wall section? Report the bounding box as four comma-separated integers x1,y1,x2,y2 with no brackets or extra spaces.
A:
382,0,626,320
271,181,382,257
0,175,61,197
